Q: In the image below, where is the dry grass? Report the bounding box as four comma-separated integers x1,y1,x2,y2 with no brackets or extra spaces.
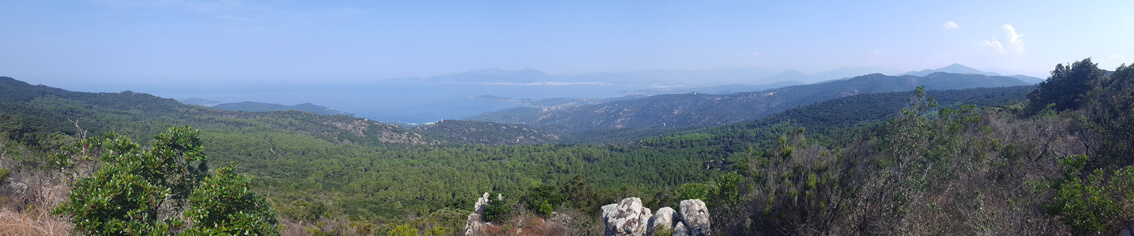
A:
278,219,310,236
0,154,75,236
469,211,575,236
0,205,72,236
0,171,73,236
279,218,363,236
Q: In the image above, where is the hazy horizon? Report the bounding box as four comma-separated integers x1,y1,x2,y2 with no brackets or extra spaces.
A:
3,0,1133,122
4,1,1133,86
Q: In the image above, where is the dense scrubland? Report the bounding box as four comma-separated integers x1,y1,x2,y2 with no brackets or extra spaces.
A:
1,59,1132,235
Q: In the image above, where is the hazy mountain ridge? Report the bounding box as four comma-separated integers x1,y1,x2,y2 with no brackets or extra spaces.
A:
387,66,903,94
0,76,432,145
175,97,223,107
0,76,568,146
469,94,650,111
212,101,347,116
637,80,806,95
390,68,559,85
903,63,1044,84
467,72,1029,131
175,97,350,116
375,64,1020,124
646,86,1035,152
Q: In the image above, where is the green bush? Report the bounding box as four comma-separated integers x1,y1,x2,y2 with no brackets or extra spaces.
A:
520,184,564,216
653,225,677,236
677,183,716,204
281,199,328,223
1046,155,1134,235
52,127,279,235
537,201,554,216
182,163,279,235
559,174,601,213
715,172,744,204
386,224,418,236
483,192,513,223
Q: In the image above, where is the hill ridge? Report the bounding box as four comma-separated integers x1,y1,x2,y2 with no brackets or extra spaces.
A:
466,72,1030,131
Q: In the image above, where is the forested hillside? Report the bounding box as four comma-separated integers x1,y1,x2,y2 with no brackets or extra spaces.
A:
467,72,1027,133
4,59,1134,235
0,77,429,146
666,59,1134,235
643,86,1032,153
412,120,560,145
0,74,1040,235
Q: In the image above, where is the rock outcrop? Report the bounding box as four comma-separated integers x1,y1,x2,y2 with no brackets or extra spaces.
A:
602,197,653,236
464,192,576,235
465,192,493,235
464,193,714,236
679,199,711,236
475,192,490,214
648,207,678,235
601,198,712,236
673,222,688,236
1120,220,1134,236
602,204,618,217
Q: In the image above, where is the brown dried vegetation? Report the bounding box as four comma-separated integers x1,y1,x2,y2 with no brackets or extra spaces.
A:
0,142,73,236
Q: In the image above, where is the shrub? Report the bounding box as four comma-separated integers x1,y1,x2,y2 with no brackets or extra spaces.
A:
386,224,418,236
483,192,513,223
182,163,280,235
677,183,716,204
52,127,279,235
1046,155,1134,235
520,184,564,216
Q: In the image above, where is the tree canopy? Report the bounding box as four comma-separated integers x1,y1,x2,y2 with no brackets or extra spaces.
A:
1027,58,1105,113
52,126,278,235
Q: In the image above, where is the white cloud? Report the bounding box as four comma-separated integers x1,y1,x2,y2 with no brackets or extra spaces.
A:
1002,24,1025,54
943,21,959,30
980,24,1025,55
868,49,882,56
982,40,1006,54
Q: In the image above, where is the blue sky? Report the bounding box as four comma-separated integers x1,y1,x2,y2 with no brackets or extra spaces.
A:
2,0,1132,88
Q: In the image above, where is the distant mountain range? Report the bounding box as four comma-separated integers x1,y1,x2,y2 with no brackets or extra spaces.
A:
160,63,1040,127
0,72,1039,146
174,98,346,116
398,64,1036,102
173,98,349,116
0,76,563,146
211,101,347,116
638,85,1033,152
175,97,223,107
0,76,434,145
637,80,806,95
414,68,557,84
389,66,907,93
466,72,1031,131
902,63,1044,84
